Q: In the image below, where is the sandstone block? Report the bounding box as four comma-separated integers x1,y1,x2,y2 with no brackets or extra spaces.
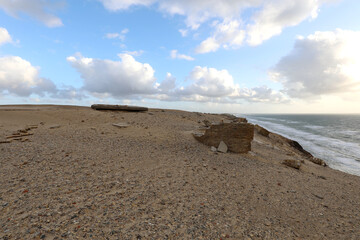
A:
193,122,254,153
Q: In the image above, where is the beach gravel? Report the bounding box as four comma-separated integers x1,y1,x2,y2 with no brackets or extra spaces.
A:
0,105,360,239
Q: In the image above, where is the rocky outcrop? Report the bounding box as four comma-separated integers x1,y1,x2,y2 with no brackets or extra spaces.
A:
91,104,148,112
221,114,248,123
194,122,254,153
255,124,270,137
269,132,327,167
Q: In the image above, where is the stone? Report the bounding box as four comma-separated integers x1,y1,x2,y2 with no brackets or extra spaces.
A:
217,141,228,153
210,146,217,152
91,104,148,112
282,159,301,169
193,122,254,153
49,125,61,129
310,157,327,166
112,123,129,128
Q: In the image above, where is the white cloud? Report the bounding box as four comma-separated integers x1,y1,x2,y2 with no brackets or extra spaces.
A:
157,0,259,30
99,0,333,52
0,27,12,45
246,0,326,46
98,0,155,11
237,85,288,103
67,53,158,97
0,56,57,96
122,50,144,56
179,29,188,37
271,29,360,98
105,28,129,41
170,50,194,61
0,0,64,27
168,66,287,103
65,53,284,103
179,66,237,98
195,19,245,53
195,37,220,54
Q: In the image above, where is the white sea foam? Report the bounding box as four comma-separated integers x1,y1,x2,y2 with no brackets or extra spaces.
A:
304,125,324,130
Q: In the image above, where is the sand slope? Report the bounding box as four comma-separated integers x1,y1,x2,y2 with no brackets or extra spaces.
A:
0,105,359,239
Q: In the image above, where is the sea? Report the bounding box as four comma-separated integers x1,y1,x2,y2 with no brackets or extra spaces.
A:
239,114,360,177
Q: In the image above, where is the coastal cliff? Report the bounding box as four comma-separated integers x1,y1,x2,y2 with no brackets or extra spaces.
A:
1,105,359,239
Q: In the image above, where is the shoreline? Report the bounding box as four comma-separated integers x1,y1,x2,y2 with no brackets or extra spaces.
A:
244,114,360,177
1,104,360,239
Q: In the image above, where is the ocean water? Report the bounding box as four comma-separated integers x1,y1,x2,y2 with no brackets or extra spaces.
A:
240,114,360,177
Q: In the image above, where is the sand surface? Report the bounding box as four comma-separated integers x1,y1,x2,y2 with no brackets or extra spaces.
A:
0,105,360,239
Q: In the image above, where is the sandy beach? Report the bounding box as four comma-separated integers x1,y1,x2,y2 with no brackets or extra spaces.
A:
1,105,360,239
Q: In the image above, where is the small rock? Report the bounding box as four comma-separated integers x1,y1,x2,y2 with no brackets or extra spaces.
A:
313,193,324,199
282,159,301,169
217,141,228,153
202,120,211,127
112,123,129,128
210,146,217,152
49,125,61,129
311,157,327,166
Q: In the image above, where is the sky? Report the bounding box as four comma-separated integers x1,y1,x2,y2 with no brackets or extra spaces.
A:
0,0,360,113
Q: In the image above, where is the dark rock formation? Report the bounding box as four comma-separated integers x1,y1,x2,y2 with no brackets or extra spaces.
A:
194,122,254,153
91,104,148,112
270,132,327,167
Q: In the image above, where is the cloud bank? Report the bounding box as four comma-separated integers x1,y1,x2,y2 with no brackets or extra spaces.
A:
271,29,360,98
67,53,286,103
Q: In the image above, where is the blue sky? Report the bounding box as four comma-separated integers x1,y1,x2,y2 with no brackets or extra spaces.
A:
0,0,360,113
